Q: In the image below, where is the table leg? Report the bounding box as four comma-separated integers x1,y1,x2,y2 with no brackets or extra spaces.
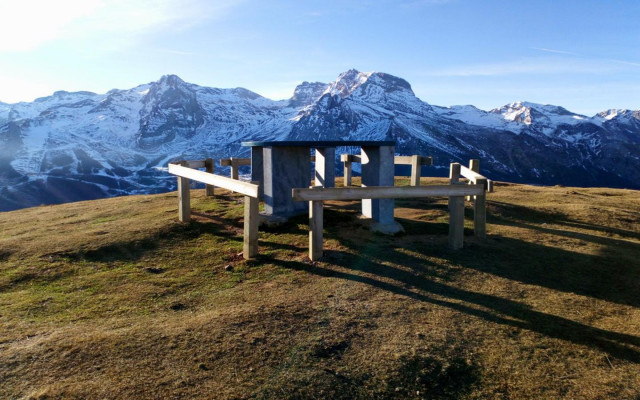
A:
361,145,403,234
314,147,335,187
263,146,311,217
251,146,264,199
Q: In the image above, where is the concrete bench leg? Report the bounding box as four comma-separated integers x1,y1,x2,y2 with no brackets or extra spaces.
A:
448,195,464,249
448,162,464,249
178,176,191,222
467,159,479,201
243,195,259,259
410,155,421,186
474,191,486,239
230,158,240,180
205,158,215,196
315,147,335,187
309,200,323,260
344,161,352,186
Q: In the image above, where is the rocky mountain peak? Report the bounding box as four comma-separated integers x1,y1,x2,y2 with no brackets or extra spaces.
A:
491,101,533,124
289,81,328,108
31,90,97,104
364,72,414,95
143,75,194,104
138,74,204,149
230,87,263,100
491,101,588,126
156,74,186,87
597,108,640,121
598,109,623,120
322,69,415,101
324,69,373,98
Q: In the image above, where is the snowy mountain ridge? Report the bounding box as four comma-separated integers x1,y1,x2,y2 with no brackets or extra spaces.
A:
1,69,638,211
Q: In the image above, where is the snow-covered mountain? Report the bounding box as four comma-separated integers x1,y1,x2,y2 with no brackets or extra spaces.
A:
1,70,638,211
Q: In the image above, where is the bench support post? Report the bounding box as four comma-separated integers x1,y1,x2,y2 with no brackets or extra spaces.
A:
469,159,480,173
410,155,421,186
448,163,463,249
243,195,259,259
474,177,487,239
205,158,215,196
449,195,465,250
178,176,191,222
230,157,240,180
467,159,479,201
309,200,323,261
342,155,353,186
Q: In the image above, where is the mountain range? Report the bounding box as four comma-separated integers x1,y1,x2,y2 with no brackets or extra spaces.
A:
1,69,638,211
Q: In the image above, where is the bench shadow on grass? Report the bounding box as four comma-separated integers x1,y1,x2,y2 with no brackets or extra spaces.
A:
397,197,640,308
62,216,241,263
261,206,640,364
483,201,640,307
488,200,640,241
269,247,640,364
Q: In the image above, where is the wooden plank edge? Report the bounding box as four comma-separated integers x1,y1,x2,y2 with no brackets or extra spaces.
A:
168,163,258,198
292,184,484,201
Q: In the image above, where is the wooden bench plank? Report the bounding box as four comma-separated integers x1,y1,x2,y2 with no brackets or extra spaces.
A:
394,155,433,165
460,165,487,184
219,158,252,166
182,160,207,169
168,163,259,198
292,184,484,202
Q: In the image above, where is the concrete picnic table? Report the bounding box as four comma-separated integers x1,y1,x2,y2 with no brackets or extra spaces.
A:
241,140,402,233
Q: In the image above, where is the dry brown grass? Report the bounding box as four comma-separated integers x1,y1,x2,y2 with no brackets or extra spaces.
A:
1,178,639,399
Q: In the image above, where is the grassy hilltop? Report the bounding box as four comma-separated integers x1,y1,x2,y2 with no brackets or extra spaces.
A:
1,178,639,399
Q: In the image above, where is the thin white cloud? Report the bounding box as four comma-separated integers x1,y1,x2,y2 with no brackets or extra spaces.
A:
531,47,579,56
608,59,640,68
423,57,637,77
0,0,244,52
531,48,640,68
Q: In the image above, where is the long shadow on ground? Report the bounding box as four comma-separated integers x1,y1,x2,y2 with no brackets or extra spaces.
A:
262,202,640,364
268,247,640,364
52,215,241,263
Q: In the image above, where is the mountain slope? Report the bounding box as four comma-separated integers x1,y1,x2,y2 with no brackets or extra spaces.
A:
1,70,638,211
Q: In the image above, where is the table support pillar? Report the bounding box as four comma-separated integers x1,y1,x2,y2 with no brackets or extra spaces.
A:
314,147,335,188
251,146,264,200
361,145,403,234
263,146,310,217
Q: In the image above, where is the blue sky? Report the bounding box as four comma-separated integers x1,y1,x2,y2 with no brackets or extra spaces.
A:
0,0,638,115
